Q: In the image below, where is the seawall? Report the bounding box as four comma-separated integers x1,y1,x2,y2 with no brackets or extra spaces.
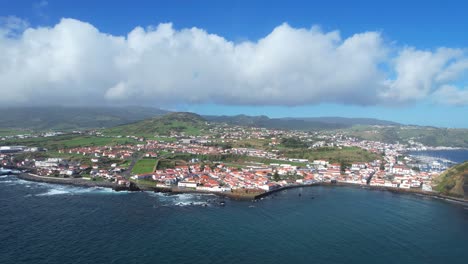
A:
17,173,139,191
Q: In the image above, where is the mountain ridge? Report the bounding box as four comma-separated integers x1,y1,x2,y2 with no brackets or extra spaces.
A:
105,112,208,136
203,114,399,130
0,106,168,130
0,106,403,131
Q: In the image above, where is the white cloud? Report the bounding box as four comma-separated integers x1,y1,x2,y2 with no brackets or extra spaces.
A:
380,47,465,102
432,85,468,106
0,18,467,107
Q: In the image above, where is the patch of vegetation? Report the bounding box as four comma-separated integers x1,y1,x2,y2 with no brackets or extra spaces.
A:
131,158,158,175
161,153,307,167
0,106,167,130
131,179,156,187
280,147,382,163
345,125,468,148
105,112,210,136
0,129,32,137
1,134,139,150
434,162,468,198
232,138,271,149
280,138,308,148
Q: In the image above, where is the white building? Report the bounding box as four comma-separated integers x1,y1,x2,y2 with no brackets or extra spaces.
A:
178,181,197,188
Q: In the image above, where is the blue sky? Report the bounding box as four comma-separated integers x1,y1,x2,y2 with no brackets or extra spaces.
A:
1,0,467,127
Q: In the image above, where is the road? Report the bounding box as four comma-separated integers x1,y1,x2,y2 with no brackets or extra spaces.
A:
122,152,144,178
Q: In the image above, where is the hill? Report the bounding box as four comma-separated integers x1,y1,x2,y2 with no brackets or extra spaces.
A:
433,162,468,199
105,112,209,136
204,115,399,130
345,126,468,148
0,106,167,130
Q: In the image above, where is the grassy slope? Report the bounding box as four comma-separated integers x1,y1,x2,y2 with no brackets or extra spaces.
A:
280,147,382,163
105,112,209,137
345,126,468,148
2,134,139,150
0,129,33,137
131,159,157,175
0,106,167,130
433,162,468,198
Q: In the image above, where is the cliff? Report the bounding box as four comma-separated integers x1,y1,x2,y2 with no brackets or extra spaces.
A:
433,161,468,199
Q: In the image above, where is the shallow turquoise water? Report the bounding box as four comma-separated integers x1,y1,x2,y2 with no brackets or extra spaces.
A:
1,175,467,264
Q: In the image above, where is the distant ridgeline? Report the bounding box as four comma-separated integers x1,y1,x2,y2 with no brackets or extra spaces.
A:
104,112,209,136
1,106,467,148
345,126,468,148
0,106,167,130
203,114,400,130
433,162,468,199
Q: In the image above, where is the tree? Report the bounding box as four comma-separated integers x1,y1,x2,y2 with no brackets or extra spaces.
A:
273,171,281,182
340,161,350,175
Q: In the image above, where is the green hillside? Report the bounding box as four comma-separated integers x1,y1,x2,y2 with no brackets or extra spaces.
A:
204,114,399,130
433,162,468,199
105,112,210,136
0,106,167,130
345,126,468,148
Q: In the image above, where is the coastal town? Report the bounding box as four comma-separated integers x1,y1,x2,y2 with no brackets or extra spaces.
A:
0,123,451,199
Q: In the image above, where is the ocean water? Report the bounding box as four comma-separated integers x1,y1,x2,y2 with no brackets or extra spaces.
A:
408,149,468,163
1,175,467,264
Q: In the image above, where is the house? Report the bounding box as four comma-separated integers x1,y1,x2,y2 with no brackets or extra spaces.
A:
132,174,152,180
178,181,197,188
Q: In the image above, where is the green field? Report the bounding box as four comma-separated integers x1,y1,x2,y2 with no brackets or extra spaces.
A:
105,112,209,137
1,135,140,150
159,153,308,167
131,158,157,174
280,147,382,163
130,179,156,187
0,129,32,137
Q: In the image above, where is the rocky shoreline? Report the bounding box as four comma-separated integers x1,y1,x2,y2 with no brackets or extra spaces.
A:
16,172,257,200
15,173,467,204
17,173,137,190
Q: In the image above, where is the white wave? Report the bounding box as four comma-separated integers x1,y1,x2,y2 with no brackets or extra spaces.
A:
34,185,127,196
36,188,70,196
0,175,127,196
146,192,216,207
0,180,15,183
0,175,9,178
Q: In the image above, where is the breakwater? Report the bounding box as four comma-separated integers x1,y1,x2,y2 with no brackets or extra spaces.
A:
17,173,139,191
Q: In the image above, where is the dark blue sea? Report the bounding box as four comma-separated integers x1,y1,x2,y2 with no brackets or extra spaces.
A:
408,149,468,163
1,175,467,264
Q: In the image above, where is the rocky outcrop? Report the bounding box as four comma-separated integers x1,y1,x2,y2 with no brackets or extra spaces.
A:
433,162,468,199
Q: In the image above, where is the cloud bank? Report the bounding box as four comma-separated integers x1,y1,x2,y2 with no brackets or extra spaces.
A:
0,18,467,106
